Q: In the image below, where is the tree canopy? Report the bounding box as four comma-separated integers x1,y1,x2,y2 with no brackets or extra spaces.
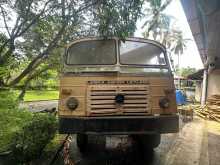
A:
0,0,144,91
0,0,194,99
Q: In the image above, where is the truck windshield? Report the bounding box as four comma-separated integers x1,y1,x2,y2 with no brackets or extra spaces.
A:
120,40,166,65
66,40,116,65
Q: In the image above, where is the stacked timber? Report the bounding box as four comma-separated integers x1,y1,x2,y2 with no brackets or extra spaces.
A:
194,95,220,122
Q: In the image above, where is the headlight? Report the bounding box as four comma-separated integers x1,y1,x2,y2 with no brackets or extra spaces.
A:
66,97,79,110
159,97,170,109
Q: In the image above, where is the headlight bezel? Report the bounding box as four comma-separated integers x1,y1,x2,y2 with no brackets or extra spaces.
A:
66,97,79,110
159,97,170,109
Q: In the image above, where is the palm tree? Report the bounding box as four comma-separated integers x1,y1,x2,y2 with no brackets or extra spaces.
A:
142,0,173,39
141,0,191,70
171,31,191,68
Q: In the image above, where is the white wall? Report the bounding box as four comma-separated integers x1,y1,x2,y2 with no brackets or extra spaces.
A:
195,81,202,102
207,69,220,97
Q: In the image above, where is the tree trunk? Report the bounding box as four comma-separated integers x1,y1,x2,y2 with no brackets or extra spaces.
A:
8,24,66,87
18,64,53,100
18,85,28,101
18,77,32,101
178,52,180,68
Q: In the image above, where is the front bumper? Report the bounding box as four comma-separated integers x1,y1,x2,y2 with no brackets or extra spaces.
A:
59,115,179,135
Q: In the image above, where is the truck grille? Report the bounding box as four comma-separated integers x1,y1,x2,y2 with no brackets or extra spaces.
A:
87,85,150,116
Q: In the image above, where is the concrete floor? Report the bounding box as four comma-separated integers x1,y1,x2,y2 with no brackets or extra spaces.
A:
20,100,58,112
67,117,220,165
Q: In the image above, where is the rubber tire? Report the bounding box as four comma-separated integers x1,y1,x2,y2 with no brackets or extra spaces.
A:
131,134,161,151
76,134,88,153
142,134,161,149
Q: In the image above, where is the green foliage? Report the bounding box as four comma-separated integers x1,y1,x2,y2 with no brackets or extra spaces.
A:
97,0,144,38
0,0,145,88
0,90,32,153
26,69,59,90
176,67,197,77
142,0,173,38
0,90,57,164
171,31,191,55
0,90,19,109
0,33,11,84
10,113,58,163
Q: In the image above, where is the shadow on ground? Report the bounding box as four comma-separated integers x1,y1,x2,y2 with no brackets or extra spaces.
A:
69,135,160,165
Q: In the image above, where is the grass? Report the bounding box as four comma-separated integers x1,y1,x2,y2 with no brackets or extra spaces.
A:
0,90,59,102
23,90,59,102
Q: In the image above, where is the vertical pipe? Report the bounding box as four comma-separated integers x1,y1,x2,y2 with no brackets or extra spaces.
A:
201,69,208,106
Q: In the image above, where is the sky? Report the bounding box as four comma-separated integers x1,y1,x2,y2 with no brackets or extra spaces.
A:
134,0,204,69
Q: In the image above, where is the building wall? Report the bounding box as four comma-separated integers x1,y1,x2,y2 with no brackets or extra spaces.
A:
207,69,220,97
195,81,202,102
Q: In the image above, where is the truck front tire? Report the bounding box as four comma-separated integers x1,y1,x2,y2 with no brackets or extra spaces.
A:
131,134,161,151
76,134,88,153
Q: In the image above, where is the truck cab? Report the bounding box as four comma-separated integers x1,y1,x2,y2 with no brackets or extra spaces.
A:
58,37,179,151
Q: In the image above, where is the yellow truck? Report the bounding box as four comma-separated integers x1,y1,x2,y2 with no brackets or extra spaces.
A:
58,37,179,152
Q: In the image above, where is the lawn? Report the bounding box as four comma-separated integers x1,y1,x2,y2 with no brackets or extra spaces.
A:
23,90,59,102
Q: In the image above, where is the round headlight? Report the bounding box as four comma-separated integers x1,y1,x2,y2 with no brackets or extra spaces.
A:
66,97,78,110
159,97,170,109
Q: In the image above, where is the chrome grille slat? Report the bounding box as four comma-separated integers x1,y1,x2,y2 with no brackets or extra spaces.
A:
87,85,150,116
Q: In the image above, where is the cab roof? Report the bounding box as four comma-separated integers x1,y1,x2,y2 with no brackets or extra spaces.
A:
66,37,166,52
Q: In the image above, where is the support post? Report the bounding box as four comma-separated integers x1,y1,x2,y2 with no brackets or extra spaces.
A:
201,69,208,106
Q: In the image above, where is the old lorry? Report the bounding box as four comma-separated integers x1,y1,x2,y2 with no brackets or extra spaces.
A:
58,37,179,152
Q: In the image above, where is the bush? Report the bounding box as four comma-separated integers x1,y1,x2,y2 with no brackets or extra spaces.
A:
10,113,58,163
0,90,32,153
0,89,19,109
0,90,58,163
